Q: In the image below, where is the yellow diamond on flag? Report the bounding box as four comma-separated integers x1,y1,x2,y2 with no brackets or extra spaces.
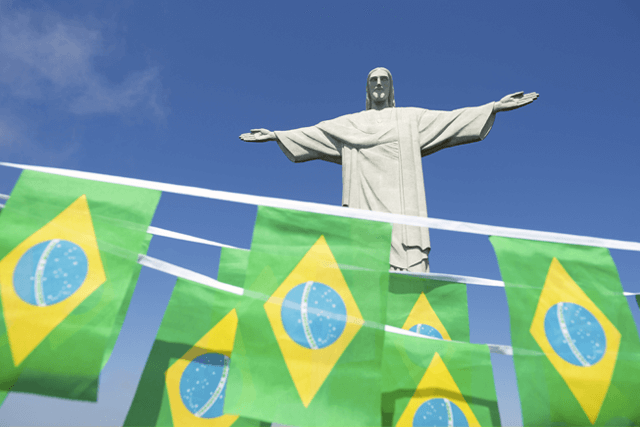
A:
396,352,480,427
530,258,621,424
165,308,240,427
0,195,106,366
401,292,451,340
264,235,363,408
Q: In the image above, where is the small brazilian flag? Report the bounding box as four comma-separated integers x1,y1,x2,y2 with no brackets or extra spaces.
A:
0,170,160,401
224,206,392,427
387,273,470,342
490,237,640,425
384,273,471,424
381,332,500,427
124,247,265,427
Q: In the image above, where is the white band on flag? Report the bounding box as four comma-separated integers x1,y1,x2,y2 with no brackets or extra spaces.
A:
2,161,640,251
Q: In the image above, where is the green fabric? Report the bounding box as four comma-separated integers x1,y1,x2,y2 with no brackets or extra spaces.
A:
490,237,640,426
0,390,6,407
387,272,469,342
218,247,250,288
0,170,160,401
381,333,500,426
225,206,392,427
124,248,263,427
636,294,640,310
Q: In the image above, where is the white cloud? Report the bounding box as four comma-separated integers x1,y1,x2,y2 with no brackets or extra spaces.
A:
0,112,81,165
0,9,167,118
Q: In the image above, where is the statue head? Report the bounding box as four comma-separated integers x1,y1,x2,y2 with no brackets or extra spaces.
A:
366,67,395,110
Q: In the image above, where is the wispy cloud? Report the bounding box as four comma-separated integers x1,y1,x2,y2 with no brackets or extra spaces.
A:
0,111,81,165
0,8,167,118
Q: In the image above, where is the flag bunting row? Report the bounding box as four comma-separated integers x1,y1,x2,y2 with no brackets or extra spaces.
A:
0,167,639,426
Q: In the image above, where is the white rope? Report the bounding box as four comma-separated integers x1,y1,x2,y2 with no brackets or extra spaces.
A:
146,226,244,250
1,190,637,296
138,254,514,355
138,254,244,296
2,161,640,251
395,270,506,288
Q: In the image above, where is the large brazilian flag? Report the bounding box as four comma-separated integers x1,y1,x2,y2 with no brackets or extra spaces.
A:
490,237,640,425
225,206,392,427
124,247,265,427
381,332,500,427
387,273,470,342
0,170,160,401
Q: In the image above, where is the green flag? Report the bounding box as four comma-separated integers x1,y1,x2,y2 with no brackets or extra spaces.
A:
0,170,160,401
0,390,6,407
382,332,500,427
225,206,392,426
387,273,469,342
490,237,640,425
124,247,264,427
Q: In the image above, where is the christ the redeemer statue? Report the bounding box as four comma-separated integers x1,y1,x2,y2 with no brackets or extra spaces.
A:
240,67,538,273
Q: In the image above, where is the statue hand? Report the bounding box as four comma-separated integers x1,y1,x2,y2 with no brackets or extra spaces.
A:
239,128,276,142
493,91,539,113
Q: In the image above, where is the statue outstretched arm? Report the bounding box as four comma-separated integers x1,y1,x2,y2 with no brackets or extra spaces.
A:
493,91,539,113
239,128,277,142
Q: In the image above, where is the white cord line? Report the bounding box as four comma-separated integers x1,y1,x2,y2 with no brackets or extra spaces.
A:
138,254,244,296
2,161,640,251
397,271,638,296
1,191,637,296
138,254,514,355
395,270,505,288
0,191,242,250
147,226,244,250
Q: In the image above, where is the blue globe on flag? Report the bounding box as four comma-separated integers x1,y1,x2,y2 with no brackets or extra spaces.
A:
281,281,347,349
13,239,88,306
544,302,606,366
409,324,443,340
179,352,229,419
413,398,469,427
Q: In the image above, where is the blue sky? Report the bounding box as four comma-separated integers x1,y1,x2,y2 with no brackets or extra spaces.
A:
0,1,639,425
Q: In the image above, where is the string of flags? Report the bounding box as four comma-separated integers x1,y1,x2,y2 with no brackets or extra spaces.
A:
6,191,638,296
0,165,639,426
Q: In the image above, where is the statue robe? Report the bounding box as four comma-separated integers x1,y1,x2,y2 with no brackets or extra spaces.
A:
274,103,496,271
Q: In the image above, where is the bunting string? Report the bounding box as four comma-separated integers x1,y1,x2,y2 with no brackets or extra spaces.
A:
2,161,640,251
1,190,638,296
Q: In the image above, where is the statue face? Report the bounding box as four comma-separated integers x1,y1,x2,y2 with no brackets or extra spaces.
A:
368,68,391,106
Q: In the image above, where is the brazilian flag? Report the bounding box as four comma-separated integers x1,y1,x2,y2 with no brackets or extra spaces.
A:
124,247,265,427
387,273,470,342
225,206,392,427
384,273,471,424
381,332,500,427
490,237,640,425
0,170,160,401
